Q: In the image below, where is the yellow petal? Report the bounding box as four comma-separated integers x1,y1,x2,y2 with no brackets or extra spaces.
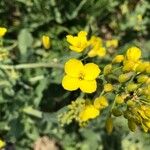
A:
64,59,84,77
66,35,75,45
126,47,141,61
78,31,87,37
88,49,97,57
62,75,79,91
79,105,100,122
80,80,97,93
97,47,106,57
84,63,100,80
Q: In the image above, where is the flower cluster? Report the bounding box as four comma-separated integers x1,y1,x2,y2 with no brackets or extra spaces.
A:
60,30,149,133
59,96,108,126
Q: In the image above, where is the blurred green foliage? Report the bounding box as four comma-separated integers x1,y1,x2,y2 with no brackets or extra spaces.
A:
0,0,150,149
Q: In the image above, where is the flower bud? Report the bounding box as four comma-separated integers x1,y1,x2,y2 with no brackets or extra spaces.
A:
137,75,148,83
103,64,112,75
126,83,138,92
118,74,130,83
115,95,124,104
105,117,113,134
128,119,136,132
112,55,124,63
42,35,51,49
112,108,122,116
104,83,113,92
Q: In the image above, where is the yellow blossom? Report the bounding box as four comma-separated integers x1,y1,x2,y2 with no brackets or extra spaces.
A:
62,58,100,93
66,31,88,52
112,55,124,63
88,36,106,57
126,46,141,62
0,139,5,148
79,104,100,122
42,35,51,49
0,27,7,37
106,39,118,48
94,96,108,109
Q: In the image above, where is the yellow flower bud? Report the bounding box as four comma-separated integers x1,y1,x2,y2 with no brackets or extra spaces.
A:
0,27,7,37
126,46,141,62
103,64,112,75
118,74,130,83
106,39,118,48
137,75,148,83
115,95,124,104
105,117,113,134
136,62,149,73
104,83,113,92
42,35,51,49
112,55,124,63
94,96,108,109
127,100,136,107
126,83,138,92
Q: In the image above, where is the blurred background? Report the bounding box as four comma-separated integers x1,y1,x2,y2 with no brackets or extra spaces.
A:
0,0,150,149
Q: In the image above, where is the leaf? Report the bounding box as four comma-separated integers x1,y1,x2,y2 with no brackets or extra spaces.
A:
18,29,33,59
22,106,42,118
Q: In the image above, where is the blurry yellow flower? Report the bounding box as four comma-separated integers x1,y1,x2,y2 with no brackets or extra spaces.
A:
0,139,5,148
42,35,51,49
88,36,106,57
112,55,124,63
104,83,113,92
126,46,141,62
62,59,100,93
79,104,100,122
66,31,88,52
0,27,7,37
106,39,118,48
94,96,108,109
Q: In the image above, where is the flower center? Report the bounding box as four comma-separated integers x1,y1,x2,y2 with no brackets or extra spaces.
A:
78,72,85,80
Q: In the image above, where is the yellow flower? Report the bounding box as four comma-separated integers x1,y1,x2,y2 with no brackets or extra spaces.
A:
0,27,7,37
0,139,5,148
42,35,51,49
66,31,88,52
94,96,108,109
88,36,106,57
79,104,100,122
126,46,141,62
112,55,124,63
62,58,100,93
106,39,118,48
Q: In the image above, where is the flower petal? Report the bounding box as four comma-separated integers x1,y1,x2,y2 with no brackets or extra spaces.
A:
62,75,79,91
84,63,100,80
80,80,97,93
64,59,84,77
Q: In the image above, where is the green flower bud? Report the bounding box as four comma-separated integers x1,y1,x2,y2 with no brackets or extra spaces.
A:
112,108,122,116
128,119,137,132
103,64,112,75
105,117,113,134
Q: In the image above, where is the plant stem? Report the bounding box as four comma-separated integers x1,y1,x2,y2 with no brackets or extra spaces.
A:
0,62,63,70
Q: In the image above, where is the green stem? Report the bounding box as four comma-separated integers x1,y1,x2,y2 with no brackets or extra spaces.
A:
0,62,63,70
